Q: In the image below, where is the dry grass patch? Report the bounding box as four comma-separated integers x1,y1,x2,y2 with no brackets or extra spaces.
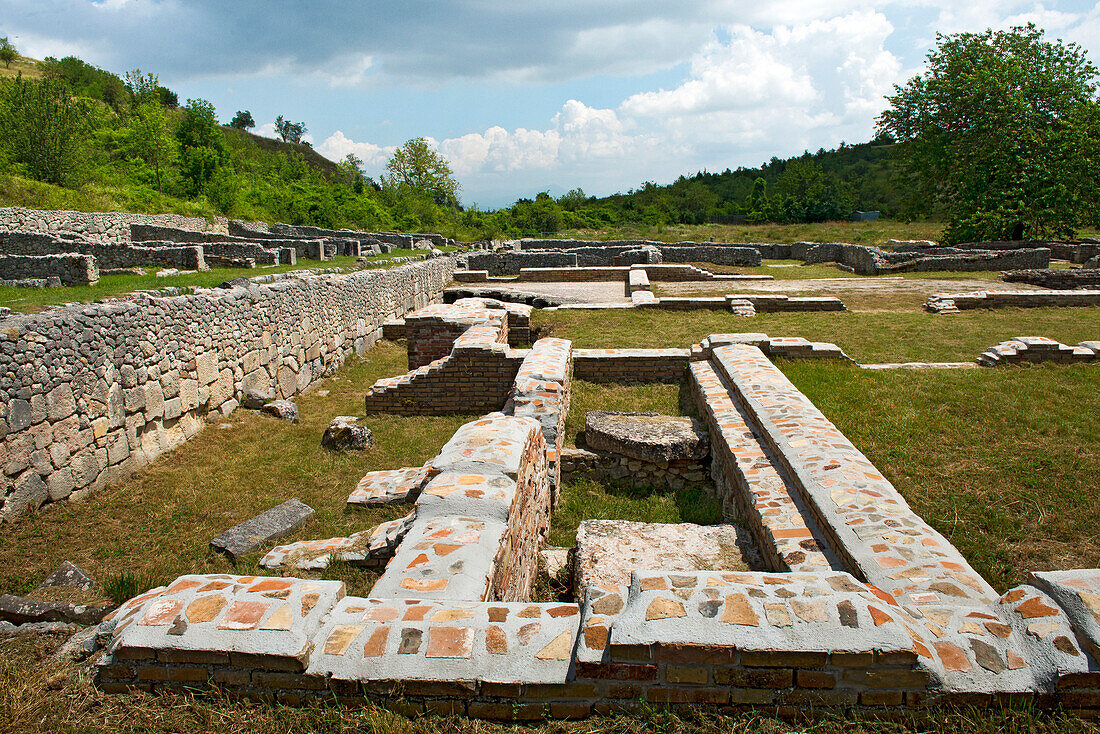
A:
0,341,474,598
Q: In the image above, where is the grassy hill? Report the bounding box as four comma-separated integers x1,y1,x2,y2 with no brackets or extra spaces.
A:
0,53,45,80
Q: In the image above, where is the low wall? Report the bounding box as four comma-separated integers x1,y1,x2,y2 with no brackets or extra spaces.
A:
804,243,1050,275
902,240,1100,264
0,253,98,285
467,252,578,276
0,233,206,272
0,258,455,519
0,207,227,244
1002,269,1100,289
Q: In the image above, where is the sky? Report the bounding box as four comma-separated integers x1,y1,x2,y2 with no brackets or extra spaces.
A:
3,1,1100,208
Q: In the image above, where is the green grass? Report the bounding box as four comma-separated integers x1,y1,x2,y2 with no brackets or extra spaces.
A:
0,341,474,599
537,306,1100,364
550,478,723,547
0,250,430,313
781,361,1100,591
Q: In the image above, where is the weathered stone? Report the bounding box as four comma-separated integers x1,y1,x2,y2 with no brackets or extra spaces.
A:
321,416,374,452
37,561,95,591
574,520,753,595
261,400,299,423
584,411,708,464
0,594,109,625
243,388,274,410
209,498,315,561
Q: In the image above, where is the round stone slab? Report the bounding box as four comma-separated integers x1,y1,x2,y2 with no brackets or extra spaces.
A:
584,411,709,464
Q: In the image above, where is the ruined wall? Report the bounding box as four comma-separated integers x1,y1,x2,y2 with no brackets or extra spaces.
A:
1002,269,1100,289
0,258,455,519
0,253,98,286
0,207,227,243
466,252,578,276
0,234,206,272
804,243,1050,275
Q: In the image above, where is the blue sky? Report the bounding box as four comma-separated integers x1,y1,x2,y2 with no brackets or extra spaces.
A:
3,0,1100,207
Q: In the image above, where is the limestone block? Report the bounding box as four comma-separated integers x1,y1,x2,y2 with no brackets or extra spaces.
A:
4,470,48,518
196,352,218,386
144,382,165,420
45,383,76,422
46,467,75,501
179,379,199,412
210,499,316,562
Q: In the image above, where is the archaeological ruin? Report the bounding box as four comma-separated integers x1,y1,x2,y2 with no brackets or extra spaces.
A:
0,209,1098,722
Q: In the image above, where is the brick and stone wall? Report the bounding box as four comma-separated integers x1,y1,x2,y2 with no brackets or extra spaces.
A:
0,253,98,285
0,258,455,519
0,207,227,244
0,233,206,272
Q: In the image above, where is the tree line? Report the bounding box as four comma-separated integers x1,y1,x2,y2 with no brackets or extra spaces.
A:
1,24,1098,243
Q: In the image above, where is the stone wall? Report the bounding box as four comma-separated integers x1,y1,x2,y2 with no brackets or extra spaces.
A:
804,243,1050,275
466,251,578,276
0,233,206,272
0,258,455,519
901,239,1100,264
1001,269,1100,289
0,253,98,285
0,207,227,244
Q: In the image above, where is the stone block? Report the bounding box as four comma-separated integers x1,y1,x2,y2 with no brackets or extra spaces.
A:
209,498,315,561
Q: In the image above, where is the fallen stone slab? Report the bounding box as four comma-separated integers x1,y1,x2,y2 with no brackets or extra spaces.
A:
584,411,709,464
0,593,111,626
38,560,95,591
261,399,299,423
209,498,315,562
321,416,374,451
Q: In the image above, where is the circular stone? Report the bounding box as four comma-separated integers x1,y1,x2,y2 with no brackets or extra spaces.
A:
583,411,709,464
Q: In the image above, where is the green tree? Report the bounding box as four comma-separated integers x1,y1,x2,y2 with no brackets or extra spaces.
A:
0,37,17,69
274,115,307,143
0,75,91,185
128,100,177,192
336,152,365,190
176,98,228,196
877,24,1100,243
385,137,460,207
124,69,160,105
230,110,255,130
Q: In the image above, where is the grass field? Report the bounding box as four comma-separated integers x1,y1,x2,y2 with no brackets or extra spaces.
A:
536,305,1100,363
0,250,438,313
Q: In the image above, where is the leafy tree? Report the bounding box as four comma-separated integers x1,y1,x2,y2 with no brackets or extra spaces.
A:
41,56,129,112
385,137,460,207
176,98,228,196
877,24,1100,243
128,100,177,192
274,115,307,143
336,152,365,191
124,69,160,105
0,75,91,185
230,110,255,130
557,187,588,211
0,37,17,69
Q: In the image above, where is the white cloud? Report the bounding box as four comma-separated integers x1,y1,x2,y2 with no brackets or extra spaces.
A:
316,130,393,171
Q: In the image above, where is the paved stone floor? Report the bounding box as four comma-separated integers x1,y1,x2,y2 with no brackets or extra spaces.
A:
478,280,631,303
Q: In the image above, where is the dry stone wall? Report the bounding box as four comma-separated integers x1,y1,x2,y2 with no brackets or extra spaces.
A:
0,258,455,519
0,253,98,286
0,207,227,244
